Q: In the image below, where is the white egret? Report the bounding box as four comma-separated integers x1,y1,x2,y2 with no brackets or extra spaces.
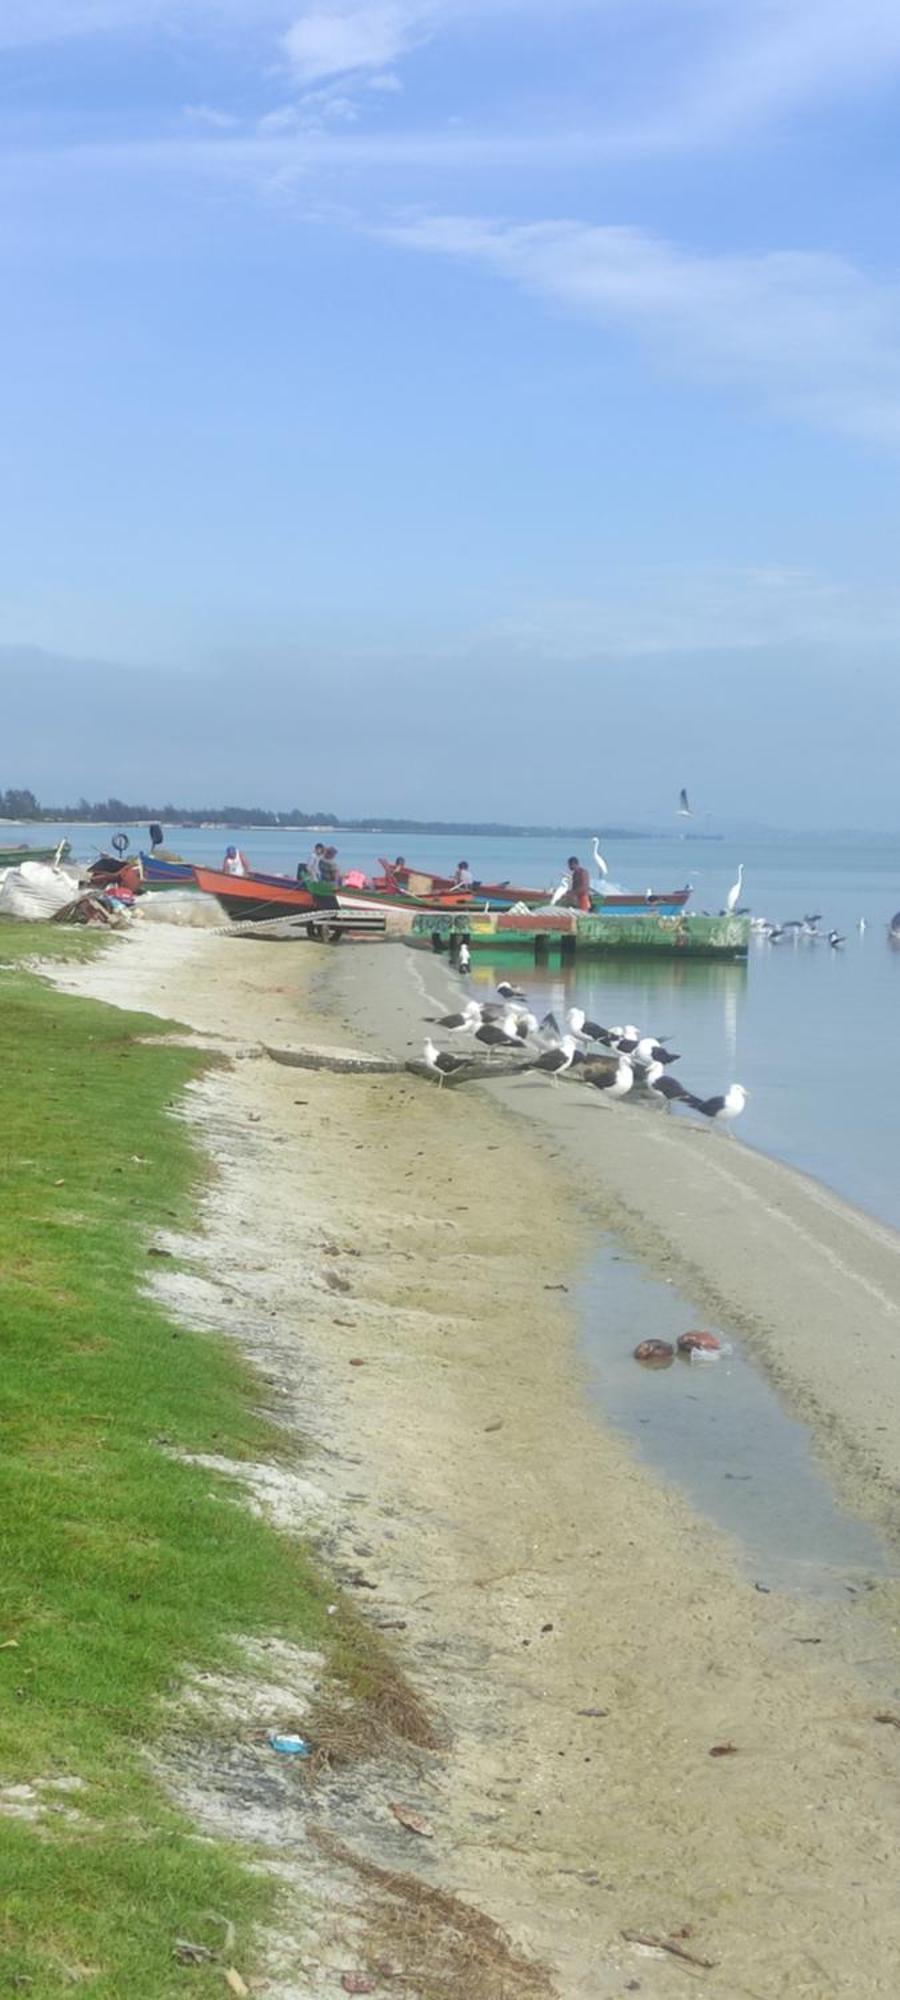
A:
725,863,744,914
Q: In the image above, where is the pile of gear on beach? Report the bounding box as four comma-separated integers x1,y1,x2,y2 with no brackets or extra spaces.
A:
0,857,136,928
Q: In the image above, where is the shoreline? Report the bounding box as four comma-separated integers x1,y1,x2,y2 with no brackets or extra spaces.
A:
45,922,900,1997
322,939,900,1532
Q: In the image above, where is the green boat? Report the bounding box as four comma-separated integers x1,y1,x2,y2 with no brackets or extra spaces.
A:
0,840,70,867
411,909,750,960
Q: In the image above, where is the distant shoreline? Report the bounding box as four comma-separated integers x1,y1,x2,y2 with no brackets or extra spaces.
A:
0,816,722,841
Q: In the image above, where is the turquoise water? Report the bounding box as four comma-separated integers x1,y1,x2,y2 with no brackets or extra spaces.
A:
12,821,900,1233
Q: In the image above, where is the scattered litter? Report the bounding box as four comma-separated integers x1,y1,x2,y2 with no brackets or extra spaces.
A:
389,1802,434,1837
0,1639,19,1650
622,1930,717,1970
267,1732,311,1757
173,1940,214,1965
577,1706,609,1718
633,1340,674,1368
341,1977,377,1995
348,1357,367,1366
224,1971,249,1997
709,1742,739,1757
676,1330,722,1356
875,1711,900,1729
543,1283,569,1292
484,1419,503,1433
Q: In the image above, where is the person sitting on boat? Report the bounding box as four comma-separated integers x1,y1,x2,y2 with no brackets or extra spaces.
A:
306,841,326,881
565,854,591,912
452,859,473,888
319,846,340,883
223,845,248,877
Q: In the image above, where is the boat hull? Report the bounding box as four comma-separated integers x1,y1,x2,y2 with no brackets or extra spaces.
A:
375,857,690,913
192,864,329,922
138,851,195,887
411,910,749,959
0,841,70,867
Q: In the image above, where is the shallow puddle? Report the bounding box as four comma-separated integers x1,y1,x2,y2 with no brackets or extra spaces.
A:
580,1242,892,1596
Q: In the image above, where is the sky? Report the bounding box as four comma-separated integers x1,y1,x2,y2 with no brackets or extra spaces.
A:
2,1,900,826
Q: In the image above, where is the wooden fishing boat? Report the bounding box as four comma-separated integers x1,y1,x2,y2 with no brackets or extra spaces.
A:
192,864,331,922
138,850,195,887
0,839,70,867
412,909,749,960
373,857,691,914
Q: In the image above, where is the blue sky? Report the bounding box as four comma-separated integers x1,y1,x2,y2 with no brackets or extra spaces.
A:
3,1,900,824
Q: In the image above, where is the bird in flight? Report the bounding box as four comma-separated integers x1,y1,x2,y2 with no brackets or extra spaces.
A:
677,788,693,818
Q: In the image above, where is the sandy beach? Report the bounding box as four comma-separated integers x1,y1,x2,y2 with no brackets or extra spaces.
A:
50,920,900,1999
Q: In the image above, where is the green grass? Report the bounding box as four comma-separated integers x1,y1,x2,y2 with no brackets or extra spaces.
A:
0,919,107,967
0,962,340,1996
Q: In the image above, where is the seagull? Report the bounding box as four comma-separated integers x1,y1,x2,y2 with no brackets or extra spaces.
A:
858,917,867,933
685,1083,748,1131
678,788,693,818
725,864,744,914
567,1005,613,1044
515,1010,539,1039
609,1026,646,1057
425,1001,481,1034
474,1009,528,1054
497,980,526,1002
633,1036,680,1068
422,1038,474,1084
524,1034,578,1084
644,1062,692,1109
591,836,609,881
828,929,845,948
586,1056,634,1101
457,940,471,974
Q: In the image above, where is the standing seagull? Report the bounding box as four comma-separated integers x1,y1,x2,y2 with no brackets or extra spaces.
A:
424,1000,481,1035
496,979,526,1003
592,836,609,881
725,863,745,914
422,1038,474,1085
474,1009,528,1054
587,1057,634,1101
524,1033,578,1085
644,1061,691,1110
686,1083,748,1131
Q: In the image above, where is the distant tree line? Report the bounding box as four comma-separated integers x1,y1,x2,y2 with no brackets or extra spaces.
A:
1,786,650,840
0,789,339,829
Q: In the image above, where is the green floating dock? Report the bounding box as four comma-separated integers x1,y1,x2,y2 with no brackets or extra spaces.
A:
410,910,750,960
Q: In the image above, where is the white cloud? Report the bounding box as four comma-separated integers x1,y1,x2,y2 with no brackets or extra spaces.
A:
283,4,435,83
382,212,900,448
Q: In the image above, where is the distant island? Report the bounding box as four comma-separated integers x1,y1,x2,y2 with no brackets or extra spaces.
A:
0,786,721,840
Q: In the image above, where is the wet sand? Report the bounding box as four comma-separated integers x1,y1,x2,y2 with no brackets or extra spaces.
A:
49,924,900,1998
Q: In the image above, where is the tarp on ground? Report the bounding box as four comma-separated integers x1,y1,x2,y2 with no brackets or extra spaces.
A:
0,860,81,920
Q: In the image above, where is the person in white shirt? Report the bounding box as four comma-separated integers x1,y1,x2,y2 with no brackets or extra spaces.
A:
222,845,247,877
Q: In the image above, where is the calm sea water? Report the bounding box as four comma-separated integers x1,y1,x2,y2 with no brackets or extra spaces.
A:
12,820,900,1233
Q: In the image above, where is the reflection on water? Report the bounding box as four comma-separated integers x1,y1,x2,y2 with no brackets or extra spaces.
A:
581,1244,891,1596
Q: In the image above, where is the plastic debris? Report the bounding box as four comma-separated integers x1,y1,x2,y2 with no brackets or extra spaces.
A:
676,1330,722,1355
266,1732,311,1757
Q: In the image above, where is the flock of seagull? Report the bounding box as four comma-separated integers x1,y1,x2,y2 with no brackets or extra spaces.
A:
421,982,747,1131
